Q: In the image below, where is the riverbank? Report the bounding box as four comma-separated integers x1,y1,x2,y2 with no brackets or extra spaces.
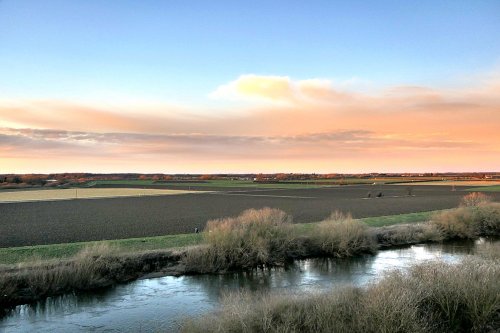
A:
1,197,498,310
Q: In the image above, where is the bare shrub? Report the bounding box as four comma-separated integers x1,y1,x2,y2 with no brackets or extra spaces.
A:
431,208,477,239
312,211,377,257
431,202,500,239
375,223,443,247
183,208,297,272
460,192,492,207
408,258,500,332
472,202,500,236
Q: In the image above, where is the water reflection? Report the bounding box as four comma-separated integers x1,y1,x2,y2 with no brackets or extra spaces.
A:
0,239,493,333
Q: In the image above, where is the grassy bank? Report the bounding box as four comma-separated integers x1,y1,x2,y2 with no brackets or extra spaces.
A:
0,233,202,265
183,248,500,333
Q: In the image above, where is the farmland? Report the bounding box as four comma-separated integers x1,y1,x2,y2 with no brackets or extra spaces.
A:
0,188,197,203
88,179,336,189
2,184,498,248
395,180,500,186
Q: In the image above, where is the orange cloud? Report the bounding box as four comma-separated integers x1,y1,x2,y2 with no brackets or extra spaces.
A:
1,73,499,173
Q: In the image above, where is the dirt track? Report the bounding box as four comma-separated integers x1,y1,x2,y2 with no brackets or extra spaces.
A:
1,185,498,247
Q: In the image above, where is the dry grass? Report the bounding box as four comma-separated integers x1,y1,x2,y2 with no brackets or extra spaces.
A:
183,257,500,333
431,202,500,239
311,211,377,257
460,192,492,207
0,244,118,306
183,208,299,273
374,223,443,247
0,244,184,307
0,188,197,202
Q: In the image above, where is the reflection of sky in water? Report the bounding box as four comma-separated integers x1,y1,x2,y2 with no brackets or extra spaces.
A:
0,239,491,333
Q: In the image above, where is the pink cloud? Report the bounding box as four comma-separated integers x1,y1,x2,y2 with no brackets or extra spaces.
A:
1,73,499,172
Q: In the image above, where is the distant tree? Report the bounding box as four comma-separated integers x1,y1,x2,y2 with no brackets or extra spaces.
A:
22,174,48,186
255,174,266,182
275,173,288,181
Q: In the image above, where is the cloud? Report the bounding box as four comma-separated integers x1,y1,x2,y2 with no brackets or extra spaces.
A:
0,127,481,162
0,99,204,134
209,73,500,114
1,72,499,173
209,74,352,104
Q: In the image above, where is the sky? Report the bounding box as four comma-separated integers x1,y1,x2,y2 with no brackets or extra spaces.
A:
0,0,499,173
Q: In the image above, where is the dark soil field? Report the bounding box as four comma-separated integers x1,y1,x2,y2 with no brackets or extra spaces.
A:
1,185,498,247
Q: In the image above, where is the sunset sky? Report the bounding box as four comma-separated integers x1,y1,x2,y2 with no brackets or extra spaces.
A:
1,1,499,173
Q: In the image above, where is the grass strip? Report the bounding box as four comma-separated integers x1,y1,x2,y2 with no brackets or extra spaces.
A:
359,210,439,227
0,233,202,265
466,185,500,192
90,179,332,189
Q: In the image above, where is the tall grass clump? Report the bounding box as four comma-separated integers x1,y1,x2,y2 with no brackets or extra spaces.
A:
183,257,500,333
0,244,119,306
375,223,443,247
183,208,297,272
431,195,500,239
311,211,377,257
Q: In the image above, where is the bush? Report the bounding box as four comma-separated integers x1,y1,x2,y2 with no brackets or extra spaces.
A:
375,223,443,247
431,202,500,239
406,258,500,332
311,211,377,257
460,192,492,207
183,208,297,272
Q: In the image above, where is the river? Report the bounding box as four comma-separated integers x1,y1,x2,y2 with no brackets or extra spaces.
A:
0,239,494,332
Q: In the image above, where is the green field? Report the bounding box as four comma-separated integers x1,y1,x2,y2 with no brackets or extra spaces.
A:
466,185,500,192
359,210,439,227
87,178,445,189
88,179,334,189
0,210,440,265
283,177,441,184
0,233,203,265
